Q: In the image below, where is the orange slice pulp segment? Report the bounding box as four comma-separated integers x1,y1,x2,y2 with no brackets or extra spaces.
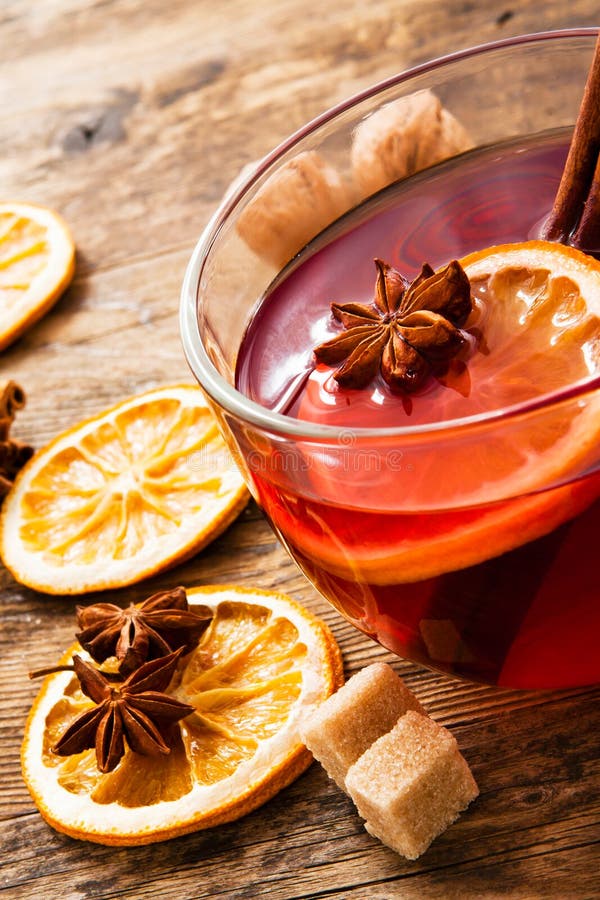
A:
21,586,344,845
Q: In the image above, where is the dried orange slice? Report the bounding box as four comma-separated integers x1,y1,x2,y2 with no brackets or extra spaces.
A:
289,241,600,583
391,239,600,506
21,586,344,845
0,201,75,350
458,240,600,491
0,385,248,593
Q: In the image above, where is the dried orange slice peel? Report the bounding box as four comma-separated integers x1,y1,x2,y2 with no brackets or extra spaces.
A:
292,241,600,582
0,201,75,350
21,586,344,845
0,385,248,593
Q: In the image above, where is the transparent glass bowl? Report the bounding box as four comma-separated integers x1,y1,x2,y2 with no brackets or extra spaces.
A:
181,30,600,688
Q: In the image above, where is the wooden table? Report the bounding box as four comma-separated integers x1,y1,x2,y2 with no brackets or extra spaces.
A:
2,3,599,898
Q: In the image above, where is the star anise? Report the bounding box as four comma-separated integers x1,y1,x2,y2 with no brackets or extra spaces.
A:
0,380,33,500
76,586,212,675
313,257,473,391
0,439,34,497
53,649,194,773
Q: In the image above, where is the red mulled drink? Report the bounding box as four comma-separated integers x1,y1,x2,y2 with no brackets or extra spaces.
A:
236,133,600,688
182,32,600,689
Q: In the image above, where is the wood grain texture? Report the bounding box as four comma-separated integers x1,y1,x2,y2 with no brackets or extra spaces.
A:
1,2,600,898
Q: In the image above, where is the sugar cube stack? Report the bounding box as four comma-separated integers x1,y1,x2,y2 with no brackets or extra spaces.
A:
301,662,478,860
300,662,425,791
345,710,479,860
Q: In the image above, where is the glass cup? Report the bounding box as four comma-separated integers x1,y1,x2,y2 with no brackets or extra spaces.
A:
181,30,600,690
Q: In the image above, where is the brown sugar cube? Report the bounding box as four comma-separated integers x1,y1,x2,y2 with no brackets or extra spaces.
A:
351,89,473,199
345,710,479,860
300,662,425,791
236,150,352,269
419,618,476,665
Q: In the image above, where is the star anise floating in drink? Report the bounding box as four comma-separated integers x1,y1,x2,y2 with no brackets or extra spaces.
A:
76,586,213,675
30,587,213,772
313,258,473,391
53,651,193,773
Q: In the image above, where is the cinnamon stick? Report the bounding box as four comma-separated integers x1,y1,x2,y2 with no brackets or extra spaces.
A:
0,379,26,422
542,34,600,249
572,151,600,250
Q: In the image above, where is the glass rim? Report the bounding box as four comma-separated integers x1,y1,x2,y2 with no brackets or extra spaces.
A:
180,26,600,442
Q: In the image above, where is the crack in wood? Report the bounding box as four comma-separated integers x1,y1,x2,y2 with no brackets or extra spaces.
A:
61,89,139,154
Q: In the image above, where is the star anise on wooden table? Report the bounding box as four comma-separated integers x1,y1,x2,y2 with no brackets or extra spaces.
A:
313,258,473,391
0,380,34,500
53,649,194,773
76,586,212,675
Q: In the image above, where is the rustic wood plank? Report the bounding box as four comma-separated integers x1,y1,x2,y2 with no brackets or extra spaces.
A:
1,0,597,277
1,1,600,898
